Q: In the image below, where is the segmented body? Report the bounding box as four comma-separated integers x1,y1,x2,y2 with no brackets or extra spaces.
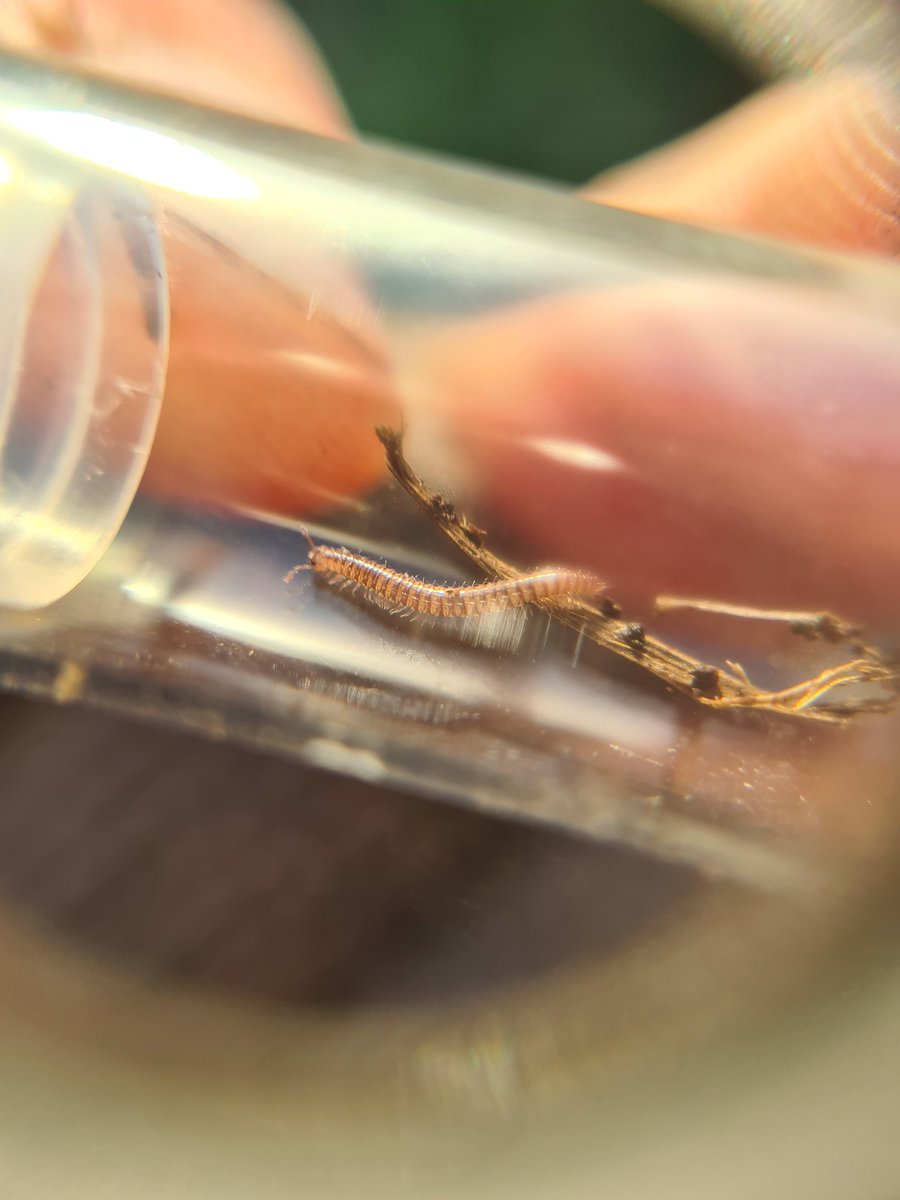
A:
309,544,602,617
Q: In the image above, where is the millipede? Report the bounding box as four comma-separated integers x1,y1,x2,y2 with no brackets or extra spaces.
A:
285,532,604,618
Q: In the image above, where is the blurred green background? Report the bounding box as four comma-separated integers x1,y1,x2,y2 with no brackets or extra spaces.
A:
288,0,753,182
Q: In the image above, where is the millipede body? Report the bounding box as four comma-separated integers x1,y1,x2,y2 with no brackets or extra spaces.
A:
306,543,603,617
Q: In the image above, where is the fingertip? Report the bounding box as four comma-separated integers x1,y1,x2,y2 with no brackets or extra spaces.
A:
586,74,899,257
143,224,401,517
419,283,900,623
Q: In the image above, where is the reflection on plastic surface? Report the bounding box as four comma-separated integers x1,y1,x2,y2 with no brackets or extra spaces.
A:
3,107,259,198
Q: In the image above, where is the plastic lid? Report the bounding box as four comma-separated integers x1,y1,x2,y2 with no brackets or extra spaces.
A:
0,150,167,609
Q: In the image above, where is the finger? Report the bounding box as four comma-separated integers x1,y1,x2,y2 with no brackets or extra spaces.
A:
142,217,398,516
8,0,350,134
585,73,899,257
3,1,403,516
419,281,900,626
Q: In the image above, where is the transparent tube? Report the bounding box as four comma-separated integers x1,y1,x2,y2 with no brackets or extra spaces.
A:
0,50,899,1200
0,51,898,889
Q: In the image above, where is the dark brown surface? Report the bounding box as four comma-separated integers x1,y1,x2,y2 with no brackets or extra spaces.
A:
0,694,698,1009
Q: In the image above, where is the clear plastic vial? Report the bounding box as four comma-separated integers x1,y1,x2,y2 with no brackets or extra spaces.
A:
0,47,899,1200
0,50,897,880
